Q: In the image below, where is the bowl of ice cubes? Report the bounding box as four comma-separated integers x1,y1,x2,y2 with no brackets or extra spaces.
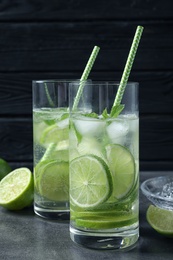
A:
141,176,173,210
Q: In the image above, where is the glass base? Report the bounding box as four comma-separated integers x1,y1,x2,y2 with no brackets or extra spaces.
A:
34,203,70,220
70,224,139,250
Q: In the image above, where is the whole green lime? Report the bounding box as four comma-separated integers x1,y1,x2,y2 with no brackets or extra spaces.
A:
0,158,12,181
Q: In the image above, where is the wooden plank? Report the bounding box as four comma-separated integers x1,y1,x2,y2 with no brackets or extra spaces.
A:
140,116,173,162
0,71,172,115
141,161,173,171
0,116,173,171
0,0,173,21
0,119,33,162
0,21,171,50
0,22,172,71
8,162,33,172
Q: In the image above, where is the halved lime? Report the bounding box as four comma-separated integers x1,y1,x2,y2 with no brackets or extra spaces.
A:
147,205,173,237
0,158,12,181
40,124,68,147
37,160,69,201
70,155,112,208
0,168,33,210
106,144,136,201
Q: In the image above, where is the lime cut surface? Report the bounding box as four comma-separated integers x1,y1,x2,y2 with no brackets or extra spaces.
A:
0,168,33,210
147,205,173,237
106,144,136,200
70,155,112,208
37,160,69,201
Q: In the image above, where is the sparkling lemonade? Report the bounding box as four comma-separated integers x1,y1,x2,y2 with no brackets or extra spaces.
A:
70,113,139,246
33,107,69,218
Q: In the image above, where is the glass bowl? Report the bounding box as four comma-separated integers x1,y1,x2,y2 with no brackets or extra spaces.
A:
141,176,173,210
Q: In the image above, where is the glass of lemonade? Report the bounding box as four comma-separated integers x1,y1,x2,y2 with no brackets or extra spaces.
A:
33,80,70,219
69,81,139,250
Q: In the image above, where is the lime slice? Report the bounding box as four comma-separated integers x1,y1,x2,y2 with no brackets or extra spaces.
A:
37,160,69,201
147,205,173,237
40,124,68,147
0,158,12,181
0,168,33,210
70,155,112,208
71,208,134,219
75,215,137,229
51,140,69,162
106,144,135,200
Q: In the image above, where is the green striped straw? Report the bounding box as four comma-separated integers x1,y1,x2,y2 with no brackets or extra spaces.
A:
40,143,56,162
113,25,144,107
72,46,100,111
44,82,55,107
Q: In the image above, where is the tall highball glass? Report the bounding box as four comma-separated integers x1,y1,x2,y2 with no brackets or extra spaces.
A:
69,81,139,250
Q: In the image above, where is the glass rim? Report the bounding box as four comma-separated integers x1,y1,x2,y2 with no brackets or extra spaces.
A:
89,81,139,86
69,81,139,88
32,79,90,84
32,80,138,86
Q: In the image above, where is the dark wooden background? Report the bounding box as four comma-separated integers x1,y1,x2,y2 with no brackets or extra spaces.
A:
0,0,173,171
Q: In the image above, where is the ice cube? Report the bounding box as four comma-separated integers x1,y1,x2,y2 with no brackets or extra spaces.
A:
161,182,173,199
106,121,129,145
56,140,69,151
57,118,69,129
77,137,106,161
74,118,106,136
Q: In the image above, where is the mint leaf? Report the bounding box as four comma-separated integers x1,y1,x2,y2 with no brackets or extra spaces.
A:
83,112,99,119
110,104,124,118
60,113,69,121
102,108,109,119
44,119,56,125
102,105,124,119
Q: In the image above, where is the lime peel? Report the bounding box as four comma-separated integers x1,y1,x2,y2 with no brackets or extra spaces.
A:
0,158,12,181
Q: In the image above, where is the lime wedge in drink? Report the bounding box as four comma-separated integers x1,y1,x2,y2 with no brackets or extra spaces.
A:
0,168,33,210
147,205,173,237
40,124,68,147
70,155,112,208
36,160,69,201
0,158,12,181
106,144,136,200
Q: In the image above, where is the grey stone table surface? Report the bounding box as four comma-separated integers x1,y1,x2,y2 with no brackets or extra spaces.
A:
0,171,173,260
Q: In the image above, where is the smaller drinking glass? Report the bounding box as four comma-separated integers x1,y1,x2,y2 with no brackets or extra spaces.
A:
33,80,70,220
